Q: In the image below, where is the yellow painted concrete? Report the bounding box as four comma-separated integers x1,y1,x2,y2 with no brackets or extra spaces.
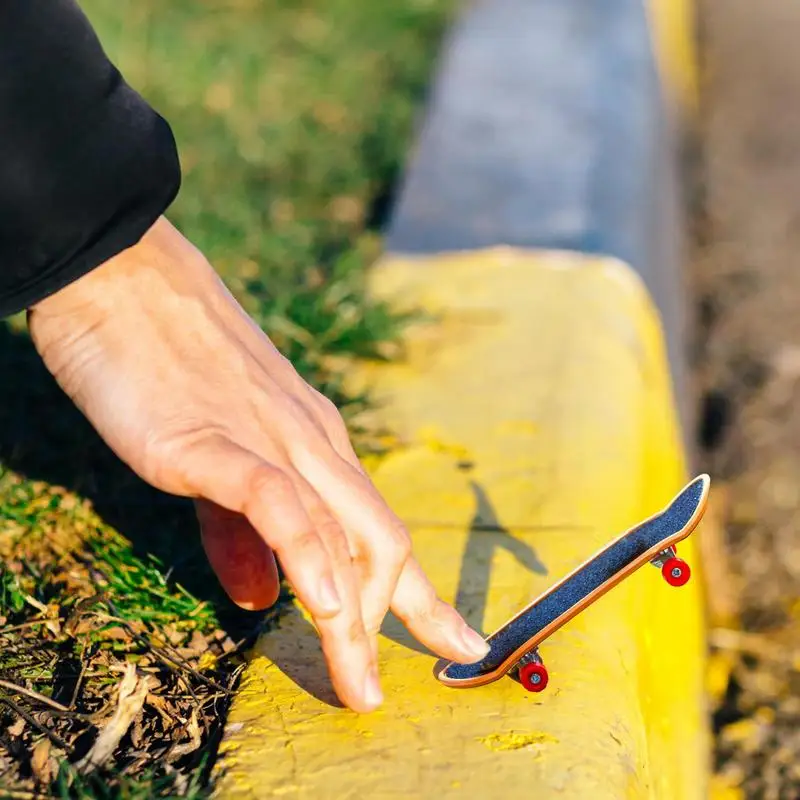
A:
213,250,709,799
648,0,699,111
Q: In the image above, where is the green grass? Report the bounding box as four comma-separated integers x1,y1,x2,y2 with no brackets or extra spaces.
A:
51,761,209,800
84,0,455,396
0,0,455,796
82,0,456,405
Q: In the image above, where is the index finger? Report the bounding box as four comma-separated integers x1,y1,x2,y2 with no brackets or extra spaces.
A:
390,558,490,663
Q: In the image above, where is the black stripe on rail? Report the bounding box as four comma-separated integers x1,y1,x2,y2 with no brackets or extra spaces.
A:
442,476,706,681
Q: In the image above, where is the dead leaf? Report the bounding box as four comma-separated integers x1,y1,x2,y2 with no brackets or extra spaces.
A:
197,651,218,672
130,715,144,749
31,739,55,786
22,594,47,614
100,626,130,641
187,630,209,655
163,624,186,647
76,663,151,773
168,710,202,762
145,693,175,728
6,716,25,737
67,615,97,637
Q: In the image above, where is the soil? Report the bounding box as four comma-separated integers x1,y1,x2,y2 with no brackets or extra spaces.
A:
695,1,800,796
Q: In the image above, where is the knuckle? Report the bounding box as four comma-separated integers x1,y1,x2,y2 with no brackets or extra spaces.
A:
291,528,324,556
266,391,326,441
315,517,350,557
144,427,228,492
311,391,362,461
404,587,439,624
371,519,411,569
315,515,345,541
247,466,295,508
312,390,344,427
347,617,367,646
324,525,354,565
389,524,412,563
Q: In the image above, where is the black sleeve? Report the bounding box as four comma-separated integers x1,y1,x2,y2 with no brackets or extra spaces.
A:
0,0,181,318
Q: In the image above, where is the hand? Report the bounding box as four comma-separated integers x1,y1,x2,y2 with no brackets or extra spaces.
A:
26,217,489,712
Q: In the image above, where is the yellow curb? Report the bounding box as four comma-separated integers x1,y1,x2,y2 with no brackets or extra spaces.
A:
649,0,699,112
213,250,709,799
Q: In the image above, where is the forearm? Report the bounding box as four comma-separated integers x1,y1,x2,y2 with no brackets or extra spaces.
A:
0,0,181,318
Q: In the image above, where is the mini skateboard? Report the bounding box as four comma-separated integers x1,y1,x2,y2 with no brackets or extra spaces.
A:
437,474,710,693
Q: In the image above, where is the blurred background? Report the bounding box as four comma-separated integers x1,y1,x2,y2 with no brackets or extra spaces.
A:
694,1,800,795
0,0,799,797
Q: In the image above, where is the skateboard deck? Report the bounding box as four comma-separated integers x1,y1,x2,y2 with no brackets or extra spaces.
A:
437,474,710,692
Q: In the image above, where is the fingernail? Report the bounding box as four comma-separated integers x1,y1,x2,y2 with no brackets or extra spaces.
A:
318,575,341,613
460,625,490,658
363,666,384,709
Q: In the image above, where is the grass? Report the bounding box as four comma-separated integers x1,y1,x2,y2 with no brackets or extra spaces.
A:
84,0,455,400
0,0,456,796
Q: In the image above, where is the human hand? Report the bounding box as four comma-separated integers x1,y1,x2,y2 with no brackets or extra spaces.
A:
26,217,489,712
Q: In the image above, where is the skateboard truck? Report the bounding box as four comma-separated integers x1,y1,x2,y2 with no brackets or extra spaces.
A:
648,545,691,587
513,649,549,693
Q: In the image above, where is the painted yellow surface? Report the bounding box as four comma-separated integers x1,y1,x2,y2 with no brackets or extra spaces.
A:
709,774,746,800
213,250,709,799
648,0,699,111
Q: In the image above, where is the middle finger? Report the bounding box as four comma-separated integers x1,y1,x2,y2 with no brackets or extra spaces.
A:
289,472,383,712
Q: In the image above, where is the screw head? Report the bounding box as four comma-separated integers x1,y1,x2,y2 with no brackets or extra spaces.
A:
662,556,691,587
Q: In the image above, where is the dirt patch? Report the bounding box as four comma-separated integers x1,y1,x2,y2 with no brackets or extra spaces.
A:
695,0,800,795
0,470,261,797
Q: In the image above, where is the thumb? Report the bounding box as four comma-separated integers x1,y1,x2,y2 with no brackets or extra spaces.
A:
195,498,281,611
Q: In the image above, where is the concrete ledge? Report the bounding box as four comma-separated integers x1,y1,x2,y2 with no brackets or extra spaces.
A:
213,251,709,799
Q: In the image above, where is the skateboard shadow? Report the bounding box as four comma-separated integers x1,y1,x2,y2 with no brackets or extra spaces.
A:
380,480,548,655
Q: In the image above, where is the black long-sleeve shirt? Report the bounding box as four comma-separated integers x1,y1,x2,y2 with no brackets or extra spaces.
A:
0,0,181,318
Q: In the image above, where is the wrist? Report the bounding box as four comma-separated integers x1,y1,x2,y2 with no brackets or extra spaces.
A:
28,217,204,327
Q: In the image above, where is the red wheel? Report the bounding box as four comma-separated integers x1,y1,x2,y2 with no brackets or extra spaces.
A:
519,662,549,692
662,557,691,587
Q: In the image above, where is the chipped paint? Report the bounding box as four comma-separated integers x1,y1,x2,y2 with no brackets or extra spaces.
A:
479,731,559,752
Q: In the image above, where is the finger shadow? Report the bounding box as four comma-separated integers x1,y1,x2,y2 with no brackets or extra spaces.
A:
254,604,344,709
379,611,436,657
381,479,548,656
